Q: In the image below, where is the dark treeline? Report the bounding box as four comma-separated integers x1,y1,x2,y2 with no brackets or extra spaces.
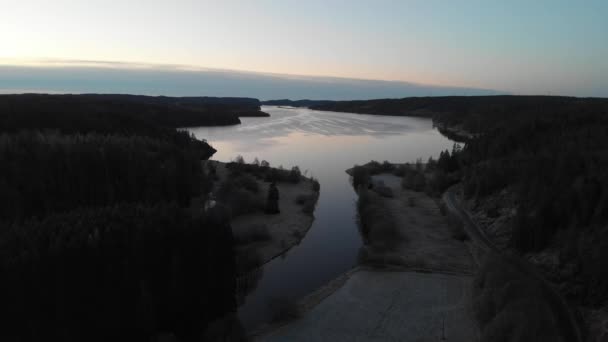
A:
0,132,210,222
261,99,335,107
312,95,608,132
0,94,239,341
167,95,268,117
351,150,461,198
0,94,269,131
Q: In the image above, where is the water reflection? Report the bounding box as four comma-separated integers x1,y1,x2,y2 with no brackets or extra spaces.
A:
190,107,434,155
188,106,454,331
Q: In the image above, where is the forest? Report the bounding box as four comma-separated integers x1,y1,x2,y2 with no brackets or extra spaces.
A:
0,95,241,341
0,204,235,341
456,102,608,306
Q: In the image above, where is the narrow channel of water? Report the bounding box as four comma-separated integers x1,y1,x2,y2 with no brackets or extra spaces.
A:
187,106,454,330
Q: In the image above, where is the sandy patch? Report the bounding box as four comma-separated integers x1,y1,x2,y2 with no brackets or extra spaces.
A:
259,268,478,342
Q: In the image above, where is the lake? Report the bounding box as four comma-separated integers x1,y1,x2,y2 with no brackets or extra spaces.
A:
187,106,455,330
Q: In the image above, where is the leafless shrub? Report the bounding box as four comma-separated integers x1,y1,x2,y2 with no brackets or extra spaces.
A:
267,297,301,322
295,192,319,214
357,188,403,249
235,247,262,274
447,212,469,241
373,182,394,198
233,223,271,244
408,197,416,207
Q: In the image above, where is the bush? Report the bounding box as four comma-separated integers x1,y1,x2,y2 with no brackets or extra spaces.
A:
415,158,424,172
232,190,260,216
439,201,448,216
233,223,271,244
295,193,319,214
426,156,437,171
311,178,321,192
381,160,395,172
578,226,608,304
366,160,383,174
217,179,261,216
233,174,260,193
401,166,426,191
393,165,406,177
352,166,371,190
235,247,263,274
264,167,290,183
288,166,302,183
413,173,426,192
426,169,452,195
234,155,245,164
268,297,301,322
373,182,394,198
408,197,416,207
302,196,318,214
357,188,401,248
295,194,311,205
447,214,469,241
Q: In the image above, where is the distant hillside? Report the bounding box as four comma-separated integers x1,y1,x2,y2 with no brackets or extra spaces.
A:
76,94,269,118
262,99,335,107
0,94,269,132
311,95,608,132
94,94,269,117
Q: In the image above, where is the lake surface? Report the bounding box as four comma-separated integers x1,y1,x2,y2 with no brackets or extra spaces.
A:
187,106,454,330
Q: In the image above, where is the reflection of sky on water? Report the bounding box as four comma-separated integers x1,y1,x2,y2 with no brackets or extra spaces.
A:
234,107,424,138
190,106,439,167
187,106,454,331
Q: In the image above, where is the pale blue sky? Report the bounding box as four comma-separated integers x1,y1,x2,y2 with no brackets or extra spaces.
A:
1,0,607,97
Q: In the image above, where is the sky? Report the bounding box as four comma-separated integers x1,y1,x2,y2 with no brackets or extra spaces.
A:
1,0,607,98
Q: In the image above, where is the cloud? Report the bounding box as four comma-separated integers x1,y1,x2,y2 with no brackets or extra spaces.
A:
0,61,501,100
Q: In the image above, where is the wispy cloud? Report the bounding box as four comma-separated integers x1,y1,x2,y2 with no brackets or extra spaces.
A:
0,59,501,100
